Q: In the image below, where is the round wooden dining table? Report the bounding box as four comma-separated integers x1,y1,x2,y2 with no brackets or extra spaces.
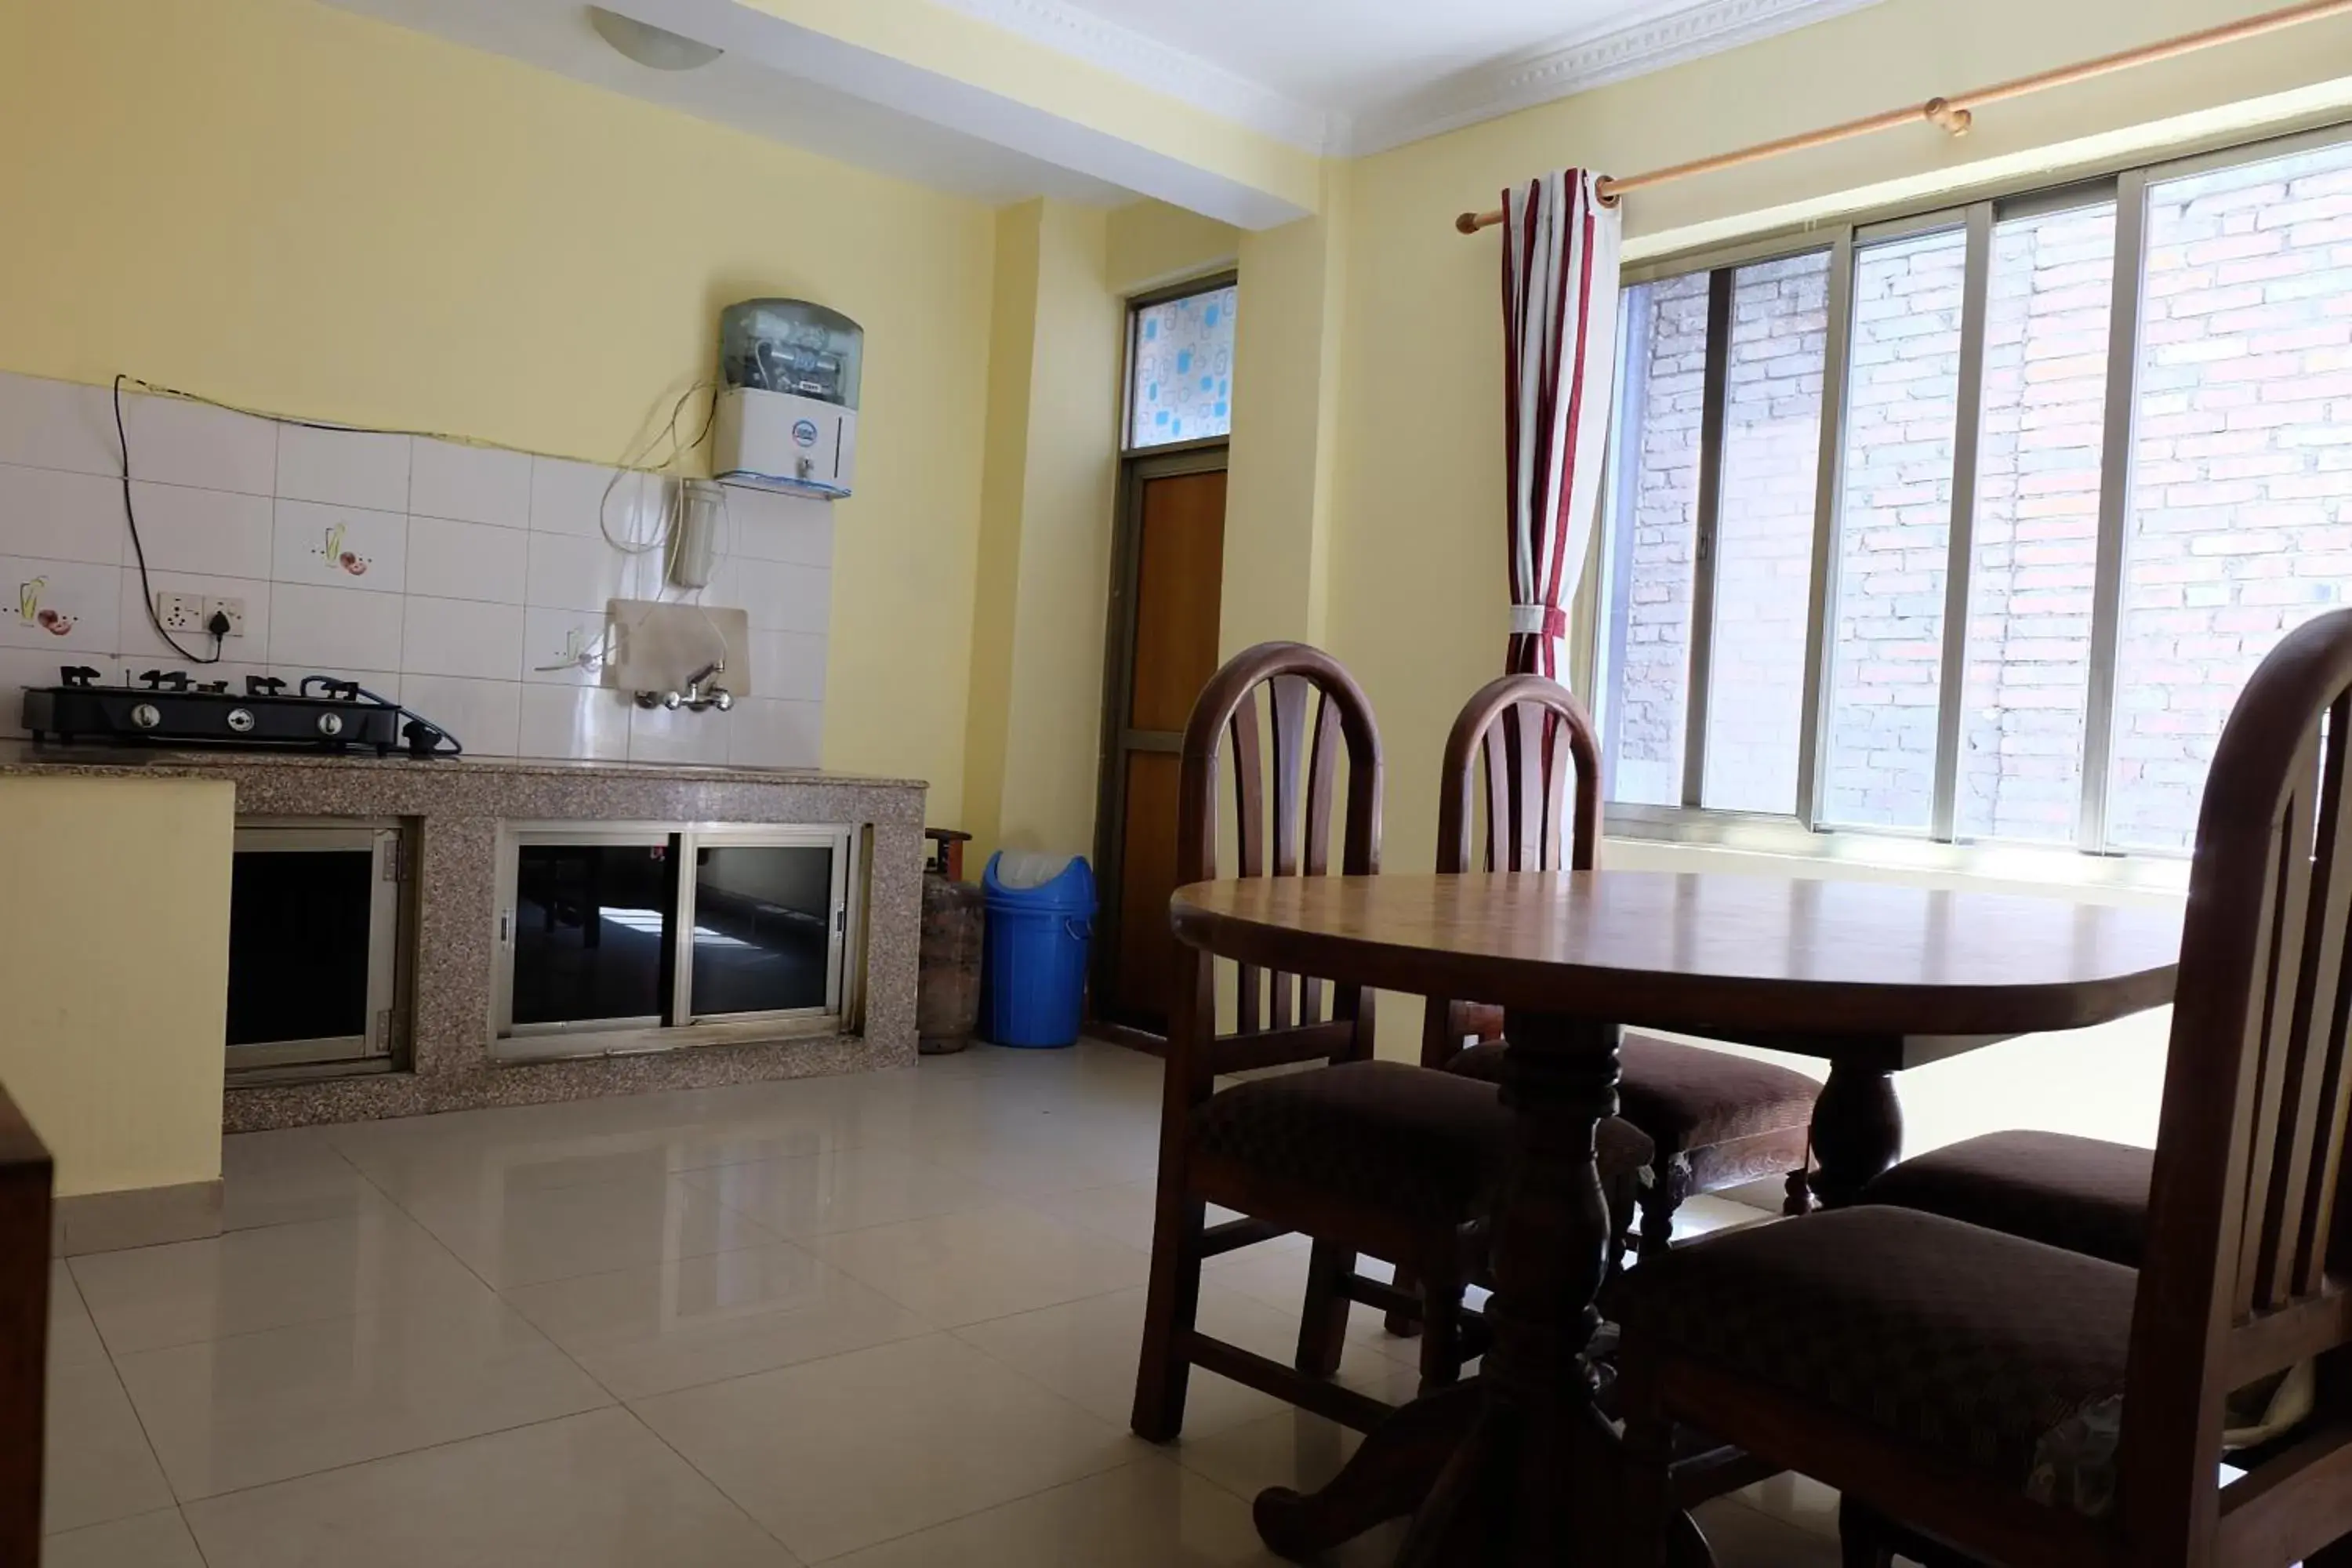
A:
1169,869,2183,1567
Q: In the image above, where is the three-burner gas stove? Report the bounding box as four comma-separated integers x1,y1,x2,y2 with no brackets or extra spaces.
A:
21,666,461,755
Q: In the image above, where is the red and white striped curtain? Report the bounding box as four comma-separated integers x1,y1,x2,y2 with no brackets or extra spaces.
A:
1501,170,1623,683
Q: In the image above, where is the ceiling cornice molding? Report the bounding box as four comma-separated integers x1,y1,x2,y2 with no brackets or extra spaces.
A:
928,0,1342,154
1344,0,1890,155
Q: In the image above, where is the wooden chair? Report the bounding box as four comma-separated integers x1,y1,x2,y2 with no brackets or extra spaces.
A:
1130,643,1652,1440
1420,676,1818,1261
1618,607,2352,1568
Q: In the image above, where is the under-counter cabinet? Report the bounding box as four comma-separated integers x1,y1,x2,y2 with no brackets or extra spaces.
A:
227,819,409,1076
492,822,862,1062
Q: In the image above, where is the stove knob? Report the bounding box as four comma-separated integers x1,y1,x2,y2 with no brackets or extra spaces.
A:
129,702,162,731
318,713,344,738
225,707,256,734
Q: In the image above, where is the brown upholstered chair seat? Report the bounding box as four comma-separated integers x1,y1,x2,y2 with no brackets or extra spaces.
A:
1628,1207,2136,1519
1192,1059,1653,1228
1450,1032,1816,1179
1862,1131,2151,1268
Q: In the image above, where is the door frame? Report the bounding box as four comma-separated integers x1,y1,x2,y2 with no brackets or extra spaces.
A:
1091,440,1229,1033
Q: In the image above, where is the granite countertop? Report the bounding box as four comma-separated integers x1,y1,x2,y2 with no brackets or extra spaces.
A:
0,739,925,790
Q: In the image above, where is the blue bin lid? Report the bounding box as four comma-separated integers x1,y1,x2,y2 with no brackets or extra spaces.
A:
983,852,1096,913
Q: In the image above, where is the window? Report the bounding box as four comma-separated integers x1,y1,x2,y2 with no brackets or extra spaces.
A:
494,823,858,1059
1592,125,2352,856
1125,278,1237,450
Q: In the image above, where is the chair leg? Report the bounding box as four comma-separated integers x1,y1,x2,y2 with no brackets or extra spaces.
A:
1415,1264,1466,1392
1638,1156,1692,1264
1385,1264,1423,1338
1131,1189,1206,1443
1294,1238,1355,1380
1616,1338,1676,1568
1836,1498,1896,1568
1783,1165,1813,1217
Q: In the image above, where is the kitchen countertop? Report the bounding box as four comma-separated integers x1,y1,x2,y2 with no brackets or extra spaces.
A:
0,739,924,791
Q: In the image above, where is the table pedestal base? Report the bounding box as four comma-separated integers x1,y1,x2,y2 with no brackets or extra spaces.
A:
1253,1011,1626,1565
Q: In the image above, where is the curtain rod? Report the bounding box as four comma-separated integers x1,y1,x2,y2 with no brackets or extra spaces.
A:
1454,0,2352,233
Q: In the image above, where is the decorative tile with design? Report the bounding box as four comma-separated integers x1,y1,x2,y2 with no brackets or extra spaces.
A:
0,555,119,652
271,500,406,593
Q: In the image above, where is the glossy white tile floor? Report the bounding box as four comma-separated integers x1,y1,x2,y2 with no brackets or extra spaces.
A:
42,1041,1853,1566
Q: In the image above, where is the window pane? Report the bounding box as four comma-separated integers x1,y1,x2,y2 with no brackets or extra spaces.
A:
1598,270,1711,805
691,844,835,1016
1821,227,1969,829
512,844,670,1027
1958,200,2117,842
1701,251,1831,814
2110,139,2352,851
1127,285,1236,448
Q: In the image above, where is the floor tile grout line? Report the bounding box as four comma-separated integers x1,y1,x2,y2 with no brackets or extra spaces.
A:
794,1452,1169,1565
165,1407,624,1517
604,1401,809,1562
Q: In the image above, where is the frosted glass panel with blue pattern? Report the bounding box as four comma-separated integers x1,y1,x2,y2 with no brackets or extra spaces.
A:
1128,285,1236,448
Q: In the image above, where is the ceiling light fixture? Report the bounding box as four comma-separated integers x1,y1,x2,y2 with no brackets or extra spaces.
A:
586,5,723,70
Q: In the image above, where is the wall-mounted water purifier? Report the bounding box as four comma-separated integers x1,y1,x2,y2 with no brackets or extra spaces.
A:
712,299,862,501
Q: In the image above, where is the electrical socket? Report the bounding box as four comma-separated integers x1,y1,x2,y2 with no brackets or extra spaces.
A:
154,592,205,635
201,596,248,638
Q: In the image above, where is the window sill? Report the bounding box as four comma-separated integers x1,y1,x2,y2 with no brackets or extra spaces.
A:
1602,812,2189,904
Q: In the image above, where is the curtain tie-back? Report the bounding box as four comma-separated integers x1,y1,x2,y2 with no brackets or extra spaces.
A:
1508,604,1568,638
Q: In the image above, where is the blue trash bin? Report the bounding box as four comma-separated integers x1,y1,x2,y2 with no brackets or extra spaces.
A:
979,853,1094,1048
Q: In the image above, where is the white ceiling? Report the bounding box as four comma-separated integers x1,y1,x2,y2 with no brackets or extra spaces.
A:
323,0,1130,205
1029,0,1699,117
323,0,1881,211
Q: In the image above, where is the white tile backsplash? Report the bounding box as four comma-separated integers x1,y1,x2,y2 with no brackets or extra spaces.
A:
125,482,274,579
268,581,405,671
409,441,531,528
115,570,270,664
400,673,521,757
530,456,669,540
274,424,411,512
727,699,822,769
407,514,528,604
717,557,831,633
123,395,278,497
720,487,835,568
0,466,125,565
626,699,730,766
272,500,407,594
0,376,117,477
0,372,831,765
0,556,121,653
517,684,630,760
521,606,611,687
526,529,655,615
400,596,523,681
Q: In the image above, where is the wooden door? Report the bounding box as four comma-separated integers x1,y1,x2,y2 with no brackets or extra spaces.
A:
1098,456,1227,1033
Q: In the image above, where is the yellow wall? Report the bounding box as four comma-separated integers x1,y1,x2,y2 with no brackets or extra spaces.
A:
0,0,997,819
0,779,231,1197
960,201,1125,868
1108,202,1242,295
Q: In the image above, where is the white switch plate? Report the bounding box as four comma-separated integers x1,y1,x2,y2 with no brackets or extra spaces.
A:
201,595,248,637
154,591,205,634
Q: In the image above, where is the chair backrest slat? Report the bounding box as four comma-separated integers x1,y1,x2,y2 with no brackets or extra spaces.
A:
2124,611,2352,1557
2263,702,2352,1305
1228,692,1266,1036
2236,759,2318,1319
1172,642,1382,1090
1423,677,1602,1067
1299,697,1341,1025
